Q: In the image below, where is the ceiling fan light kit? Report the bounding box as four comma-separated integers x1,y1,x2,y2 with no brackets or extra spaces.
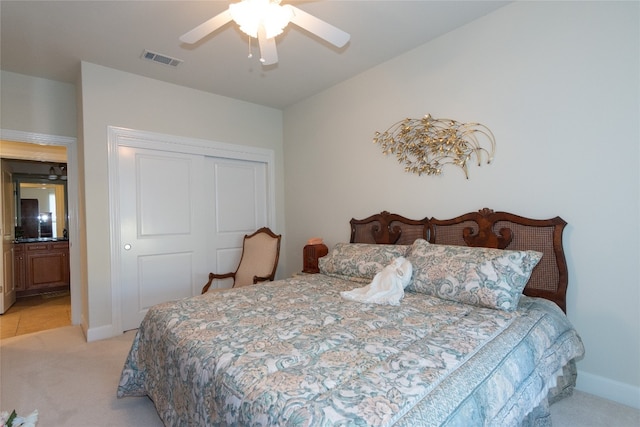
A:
229,0,293,39
179,0,350,66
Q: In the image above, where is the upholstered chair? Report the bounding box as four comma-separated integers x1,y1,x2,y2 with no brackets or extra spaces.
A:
202,227,281,293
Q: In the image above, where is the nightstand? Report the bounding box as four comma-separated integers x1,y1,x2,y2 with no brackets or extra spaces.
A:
302,243,328,273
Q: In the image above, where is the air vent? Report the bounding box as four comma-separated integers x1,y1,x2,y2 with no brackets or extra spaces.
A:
141,49,183,67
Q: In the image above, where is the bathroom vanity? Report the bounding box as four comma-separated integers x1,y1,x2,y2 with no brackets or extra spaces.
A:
14,239,70,297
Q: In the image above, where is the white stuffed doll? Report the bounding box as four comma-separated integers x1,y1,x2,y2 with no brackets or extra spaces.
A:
340,256,413,305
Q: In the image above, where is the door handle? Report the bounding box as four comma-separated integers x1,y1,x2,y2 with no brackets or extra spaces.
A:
124,244,132,250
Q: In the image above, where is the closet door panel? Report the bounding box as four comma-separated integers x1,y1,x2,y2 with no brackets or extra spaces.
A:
204,157,269,290
119,147,206,331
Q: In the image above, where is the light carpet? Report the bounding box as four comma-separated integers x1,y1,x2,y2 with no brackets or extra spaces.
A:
1,325,638,426
0,326,162,426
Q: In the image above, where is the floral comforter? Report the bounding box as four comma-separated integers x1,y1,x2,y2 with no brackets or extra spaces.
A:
117,274,584,426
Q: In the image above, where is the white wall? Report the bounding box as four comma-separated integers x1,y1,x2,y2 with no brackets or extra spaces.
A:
283,1,639,408
1,71,81,324
0,70,77,137
78,62,285,339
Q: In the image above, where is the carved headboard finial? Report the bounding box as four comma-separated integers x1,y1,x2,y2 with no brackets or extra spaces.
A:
478,207,495,216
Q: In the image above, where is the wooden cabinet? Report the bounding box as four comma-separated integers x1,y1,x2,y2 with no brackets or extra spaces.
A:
14,241,69,296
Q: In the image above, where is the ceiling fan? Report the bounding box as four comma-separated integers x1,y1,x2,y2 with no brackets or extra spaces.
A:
179,0,350,65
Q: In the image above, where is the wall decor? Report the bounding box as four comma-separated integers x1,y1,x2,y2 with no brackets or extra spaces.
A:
373,114,496,178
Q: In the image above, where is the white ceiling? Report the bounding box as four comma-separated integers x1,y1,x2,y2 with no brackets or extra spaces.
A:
1,1,509,109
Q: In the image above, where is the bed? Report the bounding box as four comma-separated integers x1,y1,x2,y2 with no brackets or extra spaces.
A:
118,208,584,426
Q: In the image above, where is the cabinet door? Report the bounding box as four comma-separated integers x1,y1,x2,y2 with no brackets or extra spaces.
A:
13,246,25,291
25,244,69,290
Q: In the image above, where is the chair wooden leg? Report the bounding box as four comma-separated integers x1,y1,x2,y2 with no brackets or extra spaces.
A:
202,273,214,294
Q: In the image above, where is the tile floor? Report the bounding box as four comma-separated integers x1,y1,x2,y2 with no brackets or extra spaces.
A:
0,291,71,339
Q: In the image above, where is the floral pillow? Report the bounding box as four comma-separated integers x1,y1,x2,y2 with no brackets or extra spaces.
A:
407,239,542,311
319,243,410,282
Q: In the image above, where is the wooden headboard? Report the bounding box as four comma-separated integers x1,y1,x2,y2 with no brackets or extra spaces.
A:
349,208,568,312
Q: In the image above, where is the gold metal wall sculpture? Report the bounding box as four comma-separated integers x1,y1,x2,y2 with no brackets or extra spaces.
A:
373,114,496,178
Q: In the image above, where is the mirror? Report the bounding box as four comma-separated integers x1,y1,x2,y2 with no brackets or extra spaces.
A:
14,175,68,240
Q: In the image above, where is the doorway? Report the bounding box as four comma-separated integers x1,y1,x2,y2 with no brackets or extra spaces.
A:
0,291,70,339
0,130,80,326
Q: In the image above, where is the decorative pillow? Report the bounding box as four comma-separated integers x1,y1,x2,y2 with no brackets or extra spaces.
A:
407,239,542,311
319,243,410,282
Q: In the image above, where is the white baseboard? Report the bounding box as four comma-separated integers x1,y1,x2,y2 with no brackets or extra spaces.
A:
80,314,88,340
577,370,640,409
85,323,118,342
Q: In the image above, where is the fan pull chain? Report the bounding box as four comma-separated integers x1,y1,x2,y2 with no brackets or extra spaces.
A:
247,36,253,59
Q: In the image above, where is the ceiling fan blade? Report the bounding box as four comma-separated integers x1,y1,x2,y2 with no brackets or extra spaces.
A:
258,26,278,65
286,5,350,48
179,9,233,44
